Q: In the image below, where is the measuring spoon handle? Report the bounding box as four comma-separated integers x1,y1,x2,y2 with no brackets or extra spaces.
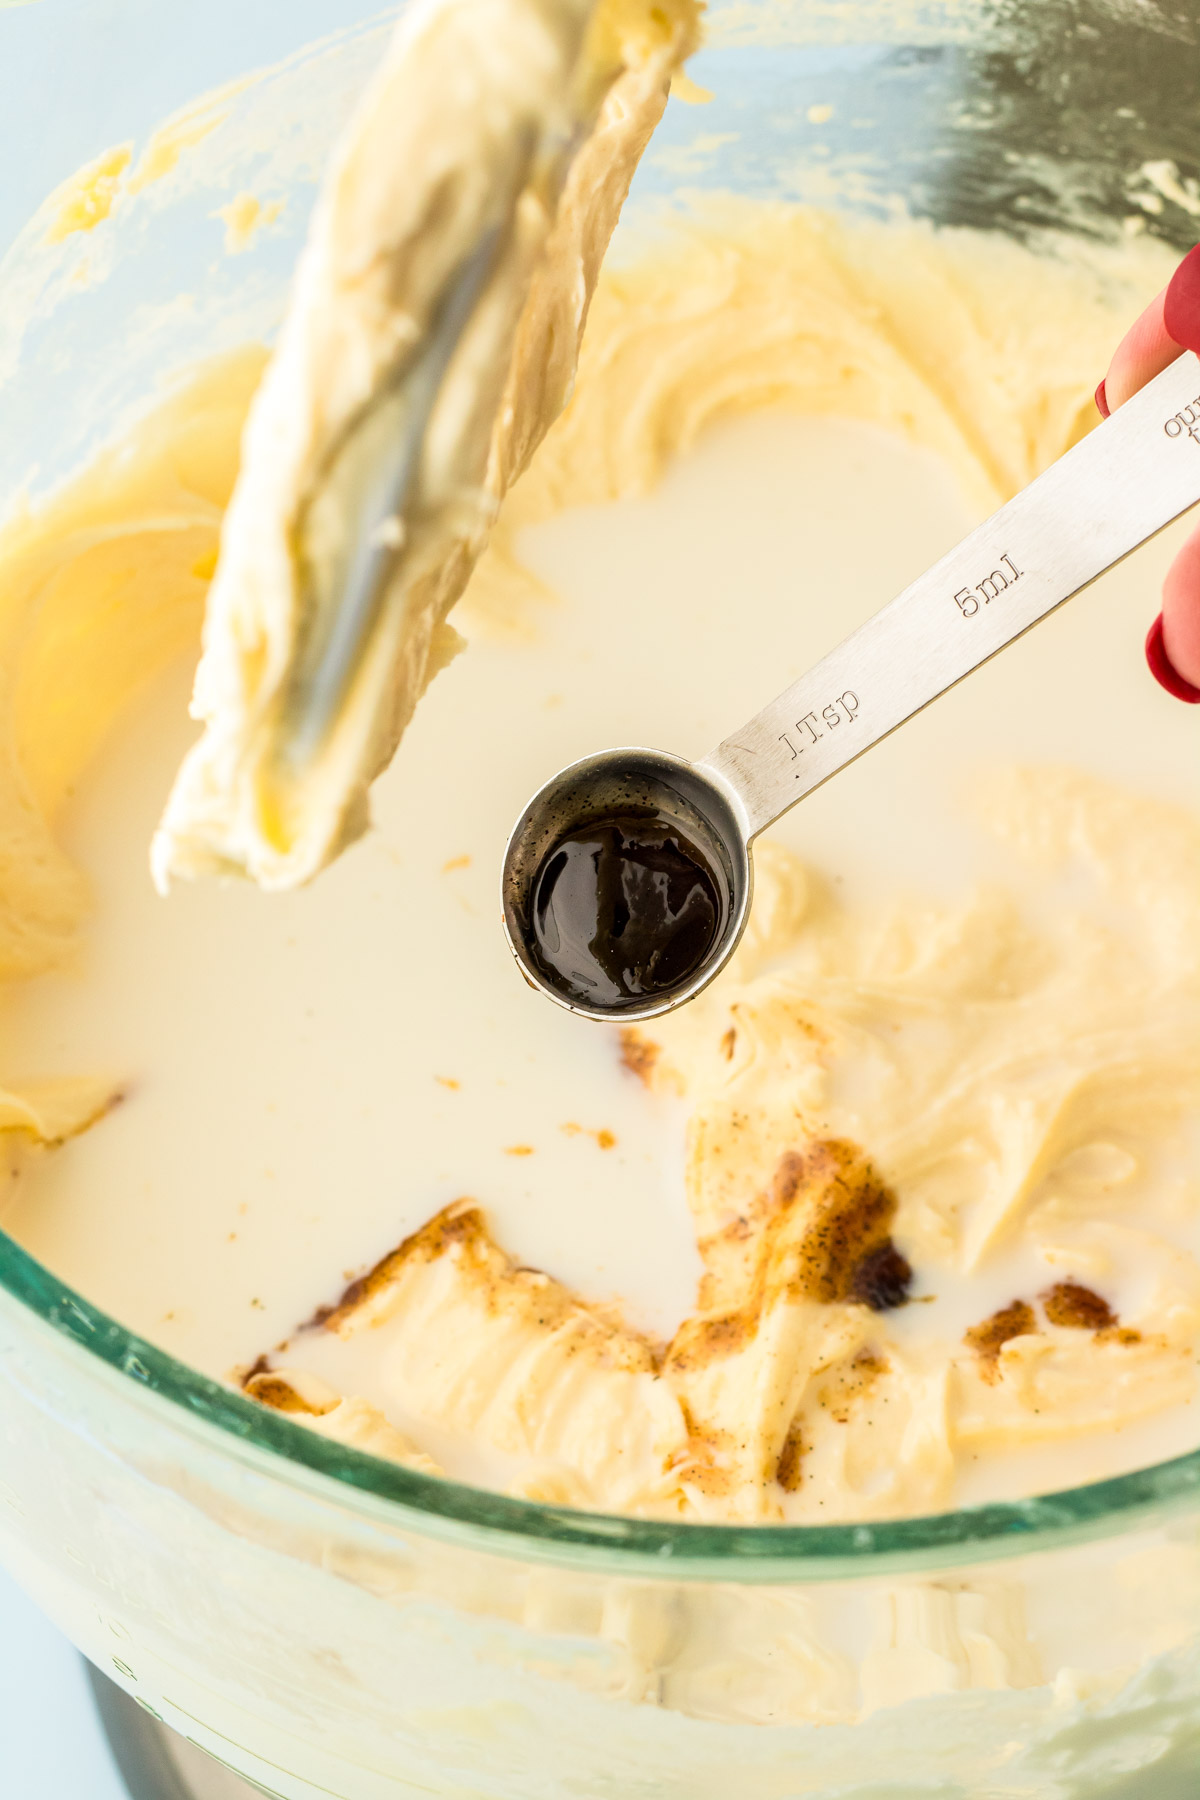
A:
701,350,1200,841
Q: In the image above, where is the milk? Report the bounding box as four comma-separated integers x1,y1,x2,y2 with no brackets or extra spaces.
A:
3,409,1197,1469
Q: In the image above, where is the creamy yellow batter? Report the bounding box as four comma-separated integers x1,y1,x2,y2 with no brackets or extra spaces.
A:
0,348,267,1155
150,0,701,893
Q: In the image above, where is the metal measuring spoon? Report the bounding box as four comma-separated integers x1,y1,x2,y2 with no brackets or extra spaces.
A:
502,350,1200,1022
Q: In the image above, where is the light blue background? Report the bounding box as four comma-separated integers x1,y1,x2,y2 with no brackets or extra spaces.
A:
0,1564,128,1799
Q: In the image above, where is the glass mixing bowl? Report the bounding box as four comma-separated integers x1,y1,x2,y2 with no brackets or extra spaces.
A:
2,2,1200,1795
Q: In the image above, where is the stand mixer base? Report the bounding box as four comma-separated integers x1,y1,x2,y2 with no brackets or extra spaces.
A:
86,1664,260,1799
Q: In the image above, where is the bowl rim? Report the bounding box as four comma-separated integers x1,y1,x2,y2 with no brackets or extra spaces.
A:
5,1224,1200,1580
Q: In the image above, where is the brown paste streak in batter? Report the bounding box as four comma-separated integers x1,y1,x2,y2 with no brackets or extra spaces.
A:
300,1204,489,1334
1041,1279,1115,1331
675,1141,910,1347
965,1300,1038,1383
243,1373,331,1415
776,1421,806,1493
667,1142,909,1496
965,1283,1143,1386
619,1027,660,1085
299,1199,659,1371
